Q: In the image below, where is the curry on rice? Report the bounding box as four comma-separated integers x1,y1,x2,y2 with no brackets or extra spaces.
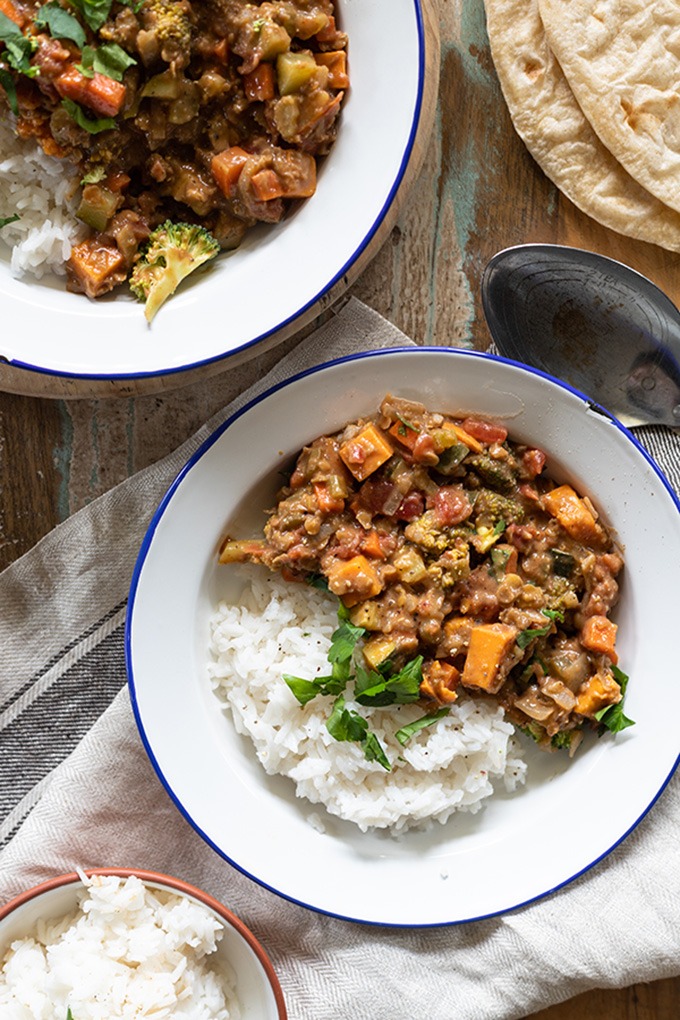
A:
0,0,348,299
220,395,633,756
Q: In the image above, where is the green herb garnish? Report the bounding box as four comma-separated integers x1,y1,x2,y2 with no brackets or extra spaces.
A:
516,608,564,650
0,67,18,113
305,572,329,592
396,707,451,745
34,2,86,46
0,213,19,228
327,695,391,771
76,42,136,81
394,412,419,434
0,11,38,76
66,0,113,32
61,98,116,133
354,656,423,707
66,1009,75,1020
595,665,635,735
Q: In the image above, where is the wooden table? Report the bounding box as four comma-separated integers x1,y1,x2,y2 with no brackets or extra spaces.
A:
1,0,678,1014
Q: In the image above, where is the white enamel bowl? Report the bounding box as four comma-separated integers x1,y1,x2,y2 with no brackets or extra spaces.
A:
126,348,680,926
0,868,287,1018
0,0,426,382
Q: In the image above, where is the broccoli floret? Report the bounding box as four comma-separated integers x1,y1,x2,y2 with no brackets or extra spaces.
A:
141,0,193,67
129,220,220,322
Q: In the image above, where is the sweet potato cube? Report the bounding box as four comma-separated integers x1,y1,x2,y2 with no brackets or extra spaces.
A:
542,485,601,543
440,421,484,453
66,239,126,298
575,672,622,718
420,660,460,704
339,423,393,481
314,51,349,89
326,554,383,603
580,615,618,664
461,623,518,694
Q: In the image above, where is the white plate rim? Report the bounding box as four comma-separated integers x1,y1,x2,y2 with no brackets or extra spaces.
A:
125,346,680,927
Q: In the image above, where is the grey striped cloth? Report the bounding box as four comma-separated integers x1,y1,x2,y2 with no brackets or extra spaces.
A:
1,298,679,1020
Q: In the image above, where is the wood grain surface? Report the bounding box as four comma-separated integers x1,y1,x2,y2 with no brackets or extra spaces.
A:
1,0,678,1014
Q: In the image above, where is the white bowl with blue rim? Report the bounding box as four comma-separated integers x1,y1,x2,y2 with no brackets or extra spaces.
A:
126,347,680,926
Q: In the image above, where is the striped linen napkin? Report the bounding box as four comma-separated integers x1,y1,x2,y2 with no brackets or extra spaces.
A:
1,297,679,1019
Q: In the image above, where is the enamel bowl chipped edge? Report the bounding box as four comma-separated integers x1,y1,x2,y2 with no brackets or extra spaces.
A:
126,348,680,927
0,0,424,380
0,868,287,1019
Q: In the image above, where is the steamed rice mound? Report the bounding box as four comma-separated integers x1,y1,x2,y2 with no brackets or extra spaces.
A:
0,117,85,279
208,574,527,833
0,874,239,1019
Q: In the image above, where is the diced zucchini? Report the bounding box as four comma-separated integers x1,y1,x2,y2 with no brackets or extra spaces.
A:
436,442,469,475
259,21,291,61
392,546,428,584
76,185,119,232
349,600,381,630
277,51,318,95
363,635,396,670
141,71,182,100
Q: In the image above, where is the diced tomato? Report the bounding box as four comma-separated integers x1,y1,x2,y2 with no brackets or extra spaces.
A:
394,491,425,521
461,418,508,445
522,447,547,478
430,486,472,526
412,433,437,464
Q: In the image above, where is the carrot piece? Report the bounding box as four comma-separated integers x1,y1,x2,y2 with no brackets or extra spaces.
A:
575,672,622,718
339,423,394,481
211,146,250,196
440,421,484,453
0,0,23,25
388,420,421,451
313,481,344,514
326,554,383,604
54,67,126,117
250,168,284,202
580,615,618,664
315,15,337,43
461,623,518,694
243,62,275,101
542,484,602,543
314,51,349,89
360,529,386,559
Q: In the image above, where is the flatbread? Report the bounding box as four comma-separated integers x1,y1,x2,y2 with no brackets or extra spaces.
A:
537,0,680,213
484,0,680,251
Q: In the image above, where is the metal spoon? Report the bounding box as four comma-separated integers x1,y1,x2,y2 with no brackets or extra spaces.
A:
481,243,680,428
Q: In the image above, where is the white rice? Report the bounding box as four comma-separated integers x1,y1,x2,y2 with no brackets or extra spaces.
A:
0,874,240,1019
208,574,527,834
0,116,85,278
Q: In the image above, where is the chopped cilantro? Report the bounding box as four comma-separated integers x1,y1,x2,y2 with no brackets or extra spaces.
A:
0,67,18,113
61,98,116,134
394,412,419,433
66,0,114,32
283,672,345,705
0,11,38,76
491,518,506,537
0,213,19,228
34,2,86,47
67,1010,74,1020
595,665,635,735
355,656,423,707
327,695,390,770
77,42,136,81
305,573,329,592
396,707,450,745
517,608,564,650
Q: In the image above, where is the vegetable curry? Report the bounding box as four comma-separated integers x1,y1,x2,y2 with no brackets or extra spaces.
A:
220,395,633,757
0,0,348,303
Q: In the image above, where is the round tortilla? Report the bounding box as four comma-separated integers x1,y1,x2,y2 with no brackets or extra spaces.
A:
537,0,680,213
484,0,680,251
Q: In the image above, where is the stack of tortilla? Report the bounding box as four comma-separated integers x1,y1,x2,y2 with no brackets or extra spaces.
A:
484,0,680,251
